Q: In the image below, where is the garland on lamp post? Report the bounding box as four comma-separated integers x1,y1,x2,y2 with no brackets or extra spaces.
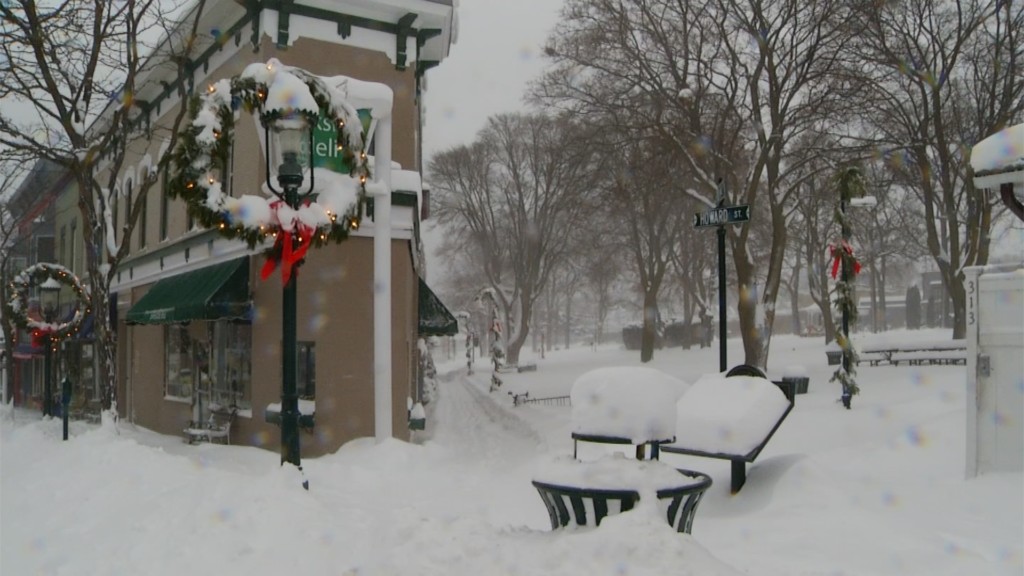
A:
168,58,370,278
828,166,867,408
828,240,862,397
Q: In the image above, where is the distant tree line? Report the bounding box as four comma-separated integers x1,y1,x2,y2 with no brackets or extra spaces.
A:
429,0,1023,367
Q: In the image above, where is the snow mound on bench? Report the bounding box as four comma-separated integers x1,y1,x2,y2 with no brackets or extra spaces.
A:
570,367,690,443
673,375,791,457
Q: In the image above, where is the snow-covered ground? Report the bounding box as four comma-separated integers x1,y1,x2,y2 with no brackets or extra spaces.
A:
2,330,1021,575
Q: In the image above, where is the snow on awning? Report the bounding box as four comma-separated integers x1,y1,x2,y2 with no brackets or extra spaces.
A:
418,278,458,337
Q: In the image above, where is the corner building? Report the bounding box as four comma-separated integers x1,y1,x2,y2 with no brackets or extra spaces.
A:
109,0,456,456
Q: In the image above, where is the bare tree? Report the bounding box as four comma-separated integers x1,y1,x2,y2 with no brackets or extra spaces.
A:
581,241,626,346
848,0,1024,338
0,1,210,413
852,162,929,333
668,217,716,345
605,136,690,362
536,0,857,368
0,153,31,406
428,112,600,365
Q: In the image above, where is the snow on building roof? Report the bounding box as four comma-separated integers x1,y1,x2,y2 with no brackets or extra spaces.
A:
972,124,1024,189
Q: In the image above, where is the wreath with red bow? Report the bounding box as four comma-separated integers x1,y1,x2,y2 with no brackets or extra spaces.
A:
4,263,90,348
169,59,370,285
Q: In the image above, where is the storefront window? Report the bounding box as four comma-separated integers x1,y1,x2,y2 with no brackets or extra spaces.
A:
211,321,252,410
165,322,251,409
62,340,96,401
165,325,193,400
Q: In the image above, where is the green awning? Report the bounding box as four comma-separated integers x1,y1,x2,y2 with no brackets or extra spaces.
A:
418,277,458,336
126,258,251,325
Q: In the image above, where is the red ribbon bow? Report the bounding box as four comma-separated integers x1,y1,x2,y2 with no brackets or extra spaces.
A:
260,201,315,285
830,240,862,279
32,328,53,349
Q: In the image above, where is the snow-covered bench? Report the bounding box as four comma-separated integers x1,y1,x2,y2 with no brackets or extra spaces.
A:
889,350,967,366
662,365,795,493
184,412,233,445
860,340,967,366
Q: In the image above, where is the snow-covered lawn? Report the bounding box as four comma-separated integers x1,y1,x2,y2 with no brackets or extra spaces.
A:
2,330,1021,575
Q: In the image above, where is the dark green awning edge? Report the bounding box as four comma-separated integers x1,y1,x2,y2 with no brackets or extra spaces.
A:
126,257,251,325
418,277,458,336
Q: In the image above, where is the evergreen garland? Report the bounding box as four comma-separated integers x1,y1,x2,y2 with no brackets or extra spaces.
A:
4,263,90,344
830,166,867,405
168,60,369,257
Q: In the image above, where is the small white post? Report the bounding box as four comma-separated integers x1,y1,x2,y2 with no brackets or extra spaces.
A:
373,114,393,442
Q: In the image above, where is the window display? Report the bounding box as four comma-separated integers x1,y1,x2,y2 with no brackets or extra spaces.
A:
165,325,193,399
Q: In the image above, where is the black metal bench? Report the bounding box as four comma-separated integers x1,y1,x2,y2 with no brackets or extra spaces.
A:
572,432,673,461
532,468,712,533
662,364,795,493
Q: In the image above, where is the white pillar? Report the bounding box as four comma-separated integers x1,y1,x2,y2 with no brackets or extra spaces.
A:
373,114,393,442
963,266,982,478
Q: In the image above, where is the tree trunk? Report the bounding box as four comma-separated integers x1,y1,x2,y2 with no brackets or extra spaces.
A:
733,241,763,368
507,324,528,366
640,289,659,363
0,264,13,406
564,289,572,349
92,278,118,414
948,273,967,339
879,256,888,331
789,262,802,336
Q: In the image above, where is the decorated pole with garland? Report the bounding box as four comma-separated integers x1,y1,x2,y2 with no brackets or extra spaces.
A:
829,166,868,409
4,263,90,421
169,59,373,473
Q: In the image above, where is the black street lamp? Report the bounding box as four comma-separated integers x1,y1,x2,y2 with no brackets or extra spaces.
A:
39,277,61,418
263,111,315,478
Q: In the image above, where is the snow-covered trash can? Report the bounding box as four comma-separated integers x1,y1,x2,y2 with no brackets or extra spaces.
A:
408,402,426,431
825,342,842,365
782,364,809,395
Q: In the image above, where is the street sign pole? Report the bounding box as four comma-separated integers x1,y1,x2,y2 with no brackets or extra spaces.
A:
694,182,750,373
717,225,727,372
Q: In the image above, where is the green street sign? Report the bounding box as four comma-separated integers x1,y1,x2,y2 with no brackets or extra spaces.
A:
310,108,372,174
694,204,751,228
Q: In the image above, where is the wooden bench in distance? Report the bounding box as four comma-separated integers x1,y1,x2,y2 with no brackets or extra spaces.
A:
860,339,966,366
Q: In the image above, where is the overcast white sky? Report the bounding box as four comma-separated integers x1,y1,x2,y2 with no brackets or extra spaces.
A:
418,0,565,284
421,0,564,159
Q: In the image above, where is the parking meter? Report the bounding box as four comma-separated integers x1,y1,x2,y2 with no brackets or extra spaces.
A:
61,376,72,407
61,376,72,441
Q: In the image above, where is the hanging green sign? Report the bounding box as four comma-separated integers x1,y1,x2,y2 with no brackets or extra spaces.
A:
311,108,373,174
